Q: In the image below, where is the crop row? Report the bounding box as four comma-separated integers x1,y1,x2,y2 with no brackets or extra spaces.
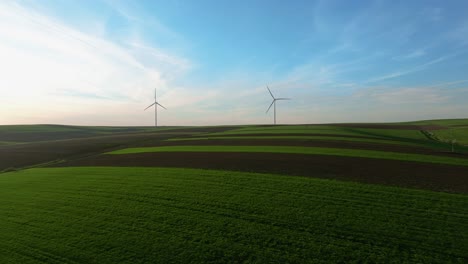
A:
0,167,466,263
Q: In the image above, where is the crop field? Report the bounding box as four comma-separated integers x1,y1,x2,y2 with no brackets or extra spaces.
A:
433,127,468,146
107,145,468,166
0,119,467,263
1,167,467,263
408,119,468,146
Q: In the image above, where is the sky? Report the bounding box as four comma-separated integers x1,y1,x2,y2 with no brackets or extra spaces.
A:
1,0,468,126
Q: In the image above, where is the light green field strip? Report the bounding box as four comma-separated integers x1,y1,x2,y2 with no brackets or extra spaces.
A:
166,135,425,146
107,146,468,167
0,167,466,263
0,124,86,132
432,127,468,145
0,141,18,145
407,118,468,126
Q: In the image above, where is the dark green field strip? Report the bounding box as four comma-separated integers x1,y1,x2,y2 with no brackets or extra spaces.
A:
203,125,463,151
206,129,377,138
160,137,465,159
107,146,468,166
167,135,432,147
0,124,225,144
0,167,467,263
206,126,428,139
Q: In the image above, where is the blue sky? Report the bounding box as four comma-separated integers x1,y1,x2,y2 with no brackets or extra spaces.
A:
1,0,468,125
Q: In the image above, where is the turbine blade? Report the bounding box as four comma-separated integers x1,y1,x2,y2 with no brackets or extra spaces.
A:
156,102,167,110
276,98,291,100
144,102,156,111
266,100,275,113
267,86,275,99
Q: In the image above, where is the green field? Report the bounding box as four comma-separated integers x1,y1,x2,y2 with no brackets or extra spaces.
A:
433,127,468,146
409,119,468,146
192,123,468,151
407,118,468,126
1,167,467,263
167,135,436,147
108,145,468,166
1,120,468,262
206,125,426,139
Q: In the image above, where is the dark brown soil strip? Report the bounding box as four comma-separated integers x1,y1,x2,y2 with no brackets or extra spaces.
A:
0,133,175,172
53,152,468,194
0,126,240,172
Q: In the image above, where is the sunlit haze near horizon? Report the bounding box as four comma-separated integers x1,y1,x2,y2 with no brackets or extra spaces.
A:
1,0,468,126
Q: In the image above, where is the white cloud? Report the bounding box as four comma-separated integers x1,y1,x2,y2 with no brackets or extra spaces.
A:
0,1,190,125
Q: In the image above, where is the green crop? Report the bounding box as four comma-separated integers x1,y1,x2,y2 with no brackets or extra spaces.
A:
0,167,466,263
432,127,468,146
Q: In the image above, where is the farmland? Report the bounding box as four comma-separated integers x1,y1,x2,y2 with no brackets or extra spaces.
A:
0,120,467,263
1,167,467,263
107,145,468,166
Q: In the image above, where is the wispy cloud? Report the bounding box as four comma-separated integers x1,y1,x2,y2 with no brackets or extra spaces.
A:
1,0,467,126
0,1,190,125
393,49,426,60
427,80,468,88
365,54,455,83
54,89,110,100
128,41,192,77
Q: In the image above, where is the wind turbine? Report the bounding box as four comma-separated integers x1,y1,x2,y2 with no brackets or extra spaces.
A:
266,86,290,125
144,88,167,127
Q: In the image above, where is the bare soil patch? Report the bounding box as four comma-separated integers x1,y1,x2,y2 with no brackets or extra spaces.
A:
55,152,468,193
0,126,238,171
0,131,99,142
0,133,175,171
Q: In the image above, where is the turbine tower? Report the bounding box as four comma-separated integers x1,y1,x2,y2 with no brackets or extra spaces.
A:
144,88,167,127
266,86,290,125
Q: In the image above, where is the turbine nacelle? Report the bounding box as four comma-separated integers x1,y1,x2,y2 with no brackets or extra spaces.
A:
144,102,167,111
